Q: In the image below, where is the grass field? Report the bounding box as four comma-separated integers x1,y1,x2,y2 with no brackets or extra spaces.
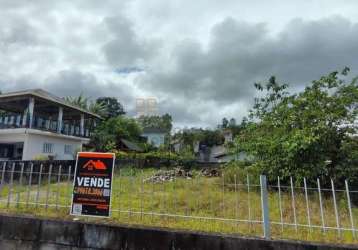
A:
0,167,357,245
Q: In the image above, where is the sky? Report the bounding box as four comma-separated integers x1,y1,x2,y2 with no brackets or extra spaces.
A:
1,0,358,128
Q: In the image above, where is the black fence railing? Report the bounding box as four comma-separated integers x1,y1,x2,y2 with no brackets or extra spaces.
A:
32,116,58,133
0,160,76,183
0,113,26,129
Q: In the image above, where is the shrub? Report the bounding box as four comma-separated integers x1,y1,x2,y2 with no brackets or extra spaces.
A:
32,154,50,161
221,160,261,186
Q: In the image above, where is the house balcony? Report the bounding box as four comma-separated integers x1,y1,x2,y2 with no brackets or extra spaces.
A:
0,112,94,138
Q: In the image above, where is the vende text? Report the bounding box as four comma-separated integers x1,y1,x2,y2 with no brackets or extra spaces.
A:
77,177,110,188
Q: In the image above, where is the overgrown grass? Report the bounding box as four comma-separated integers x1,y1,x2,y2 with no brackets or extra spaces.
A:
0,167,357,245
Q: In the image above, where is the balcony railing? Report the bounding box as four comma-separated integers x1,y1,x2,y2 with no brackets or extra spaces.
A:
0,113,94,138
32,115,58,133
0,113,26,129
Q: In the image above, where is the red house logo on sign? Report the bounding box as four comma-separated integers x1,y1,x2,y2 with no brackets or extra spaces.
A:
82,160,107,171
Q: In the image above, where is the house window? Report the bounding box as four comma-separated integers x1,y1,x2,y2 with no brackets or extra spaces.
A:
64,145,73,155
43,143,53,154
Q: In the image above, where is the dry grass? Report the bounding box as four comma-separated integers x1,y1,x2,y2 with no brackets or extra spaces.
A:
0,167,357,245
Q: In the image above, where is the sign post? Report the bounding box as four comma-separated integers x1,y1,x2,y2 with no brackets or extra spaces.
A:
71,152,115,217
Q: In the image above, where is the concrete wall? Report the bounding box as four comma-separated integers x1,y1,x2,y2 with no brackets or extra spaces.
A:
23,132,82,161
0,128,85,160
0,214,356,250
0,129,26,143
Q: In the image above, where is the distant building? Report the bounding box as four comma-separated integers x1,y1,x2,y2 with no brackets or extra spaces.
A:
222,129,233,143
171,138,182,153
198,128,243,163
0,89,101,160
141,127,166,147
210,145,231,163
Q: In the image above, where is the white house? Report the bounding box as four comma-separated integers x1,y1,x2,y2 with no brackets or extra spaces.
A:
141,127,166,148
0,89,101,160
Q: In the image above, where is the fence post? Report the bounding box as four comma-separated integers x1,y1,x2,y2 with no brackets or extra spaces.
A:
260,175,270,239
345,180,356,239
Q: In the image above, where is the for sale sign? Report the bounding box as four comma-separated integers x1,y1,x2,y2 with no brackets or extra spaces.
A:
71,152,115,217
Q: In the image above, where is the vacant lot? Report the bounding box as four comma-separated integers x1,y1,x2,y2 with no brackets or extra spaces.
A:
0,167,357,245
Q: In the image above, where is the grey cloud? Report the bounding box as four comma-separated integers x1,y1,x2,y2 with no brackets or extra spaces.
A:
270,17,358,82
0,17,39,46
0,75,38,92
103,16,158,68
0,0,126,14
139,16,358,108
158,98,201,126
1,0,358,128
44,70,134,105
154,96,250,128
0,70,134,113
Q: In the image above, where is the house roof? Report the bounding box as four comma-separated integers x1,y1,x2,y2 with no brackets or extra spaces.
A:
120,139,143,152
142,127,167,134
210,145,228,158
0,89,101,118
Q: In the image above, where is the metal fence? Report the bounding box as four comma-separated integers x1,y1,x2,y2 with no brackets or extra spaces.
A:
0,160,357,244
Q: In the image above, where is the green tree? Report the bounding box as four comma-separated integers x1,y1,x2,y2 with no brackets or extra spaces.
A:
64,94,89,110
222,117,229,128
229,118,236,127
91,116,142,151
138,114,173,133
96,97,125,119
200,129,225,146
236,68,358,186
173,128,224,151
88,101,107,116
65,94,106,116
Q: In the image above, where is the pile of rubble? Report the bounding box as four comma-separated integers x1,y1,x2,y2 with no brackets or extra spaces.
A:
200,168,221,177
144,168,193,183
144,167,221,183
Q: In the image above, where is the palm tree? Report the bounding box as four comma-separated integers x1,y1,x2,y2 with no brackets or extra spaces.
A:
88,101,107,117
64,93,89,110
64,94,106,116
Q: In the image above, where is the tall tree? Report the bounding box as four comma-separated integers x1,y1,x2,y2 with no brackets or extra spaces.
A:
96,97,125,119
88,101,107,116
91,116,142,151
173,128,224,149
65,94,106,116
229,118,236,127
235,68,358,185
64,94,89,110
138,114,173,132
222,117,229,128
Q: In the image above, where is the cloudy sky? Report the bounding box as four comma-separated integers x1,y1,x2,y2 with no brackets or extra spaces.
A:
1,0,358,127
